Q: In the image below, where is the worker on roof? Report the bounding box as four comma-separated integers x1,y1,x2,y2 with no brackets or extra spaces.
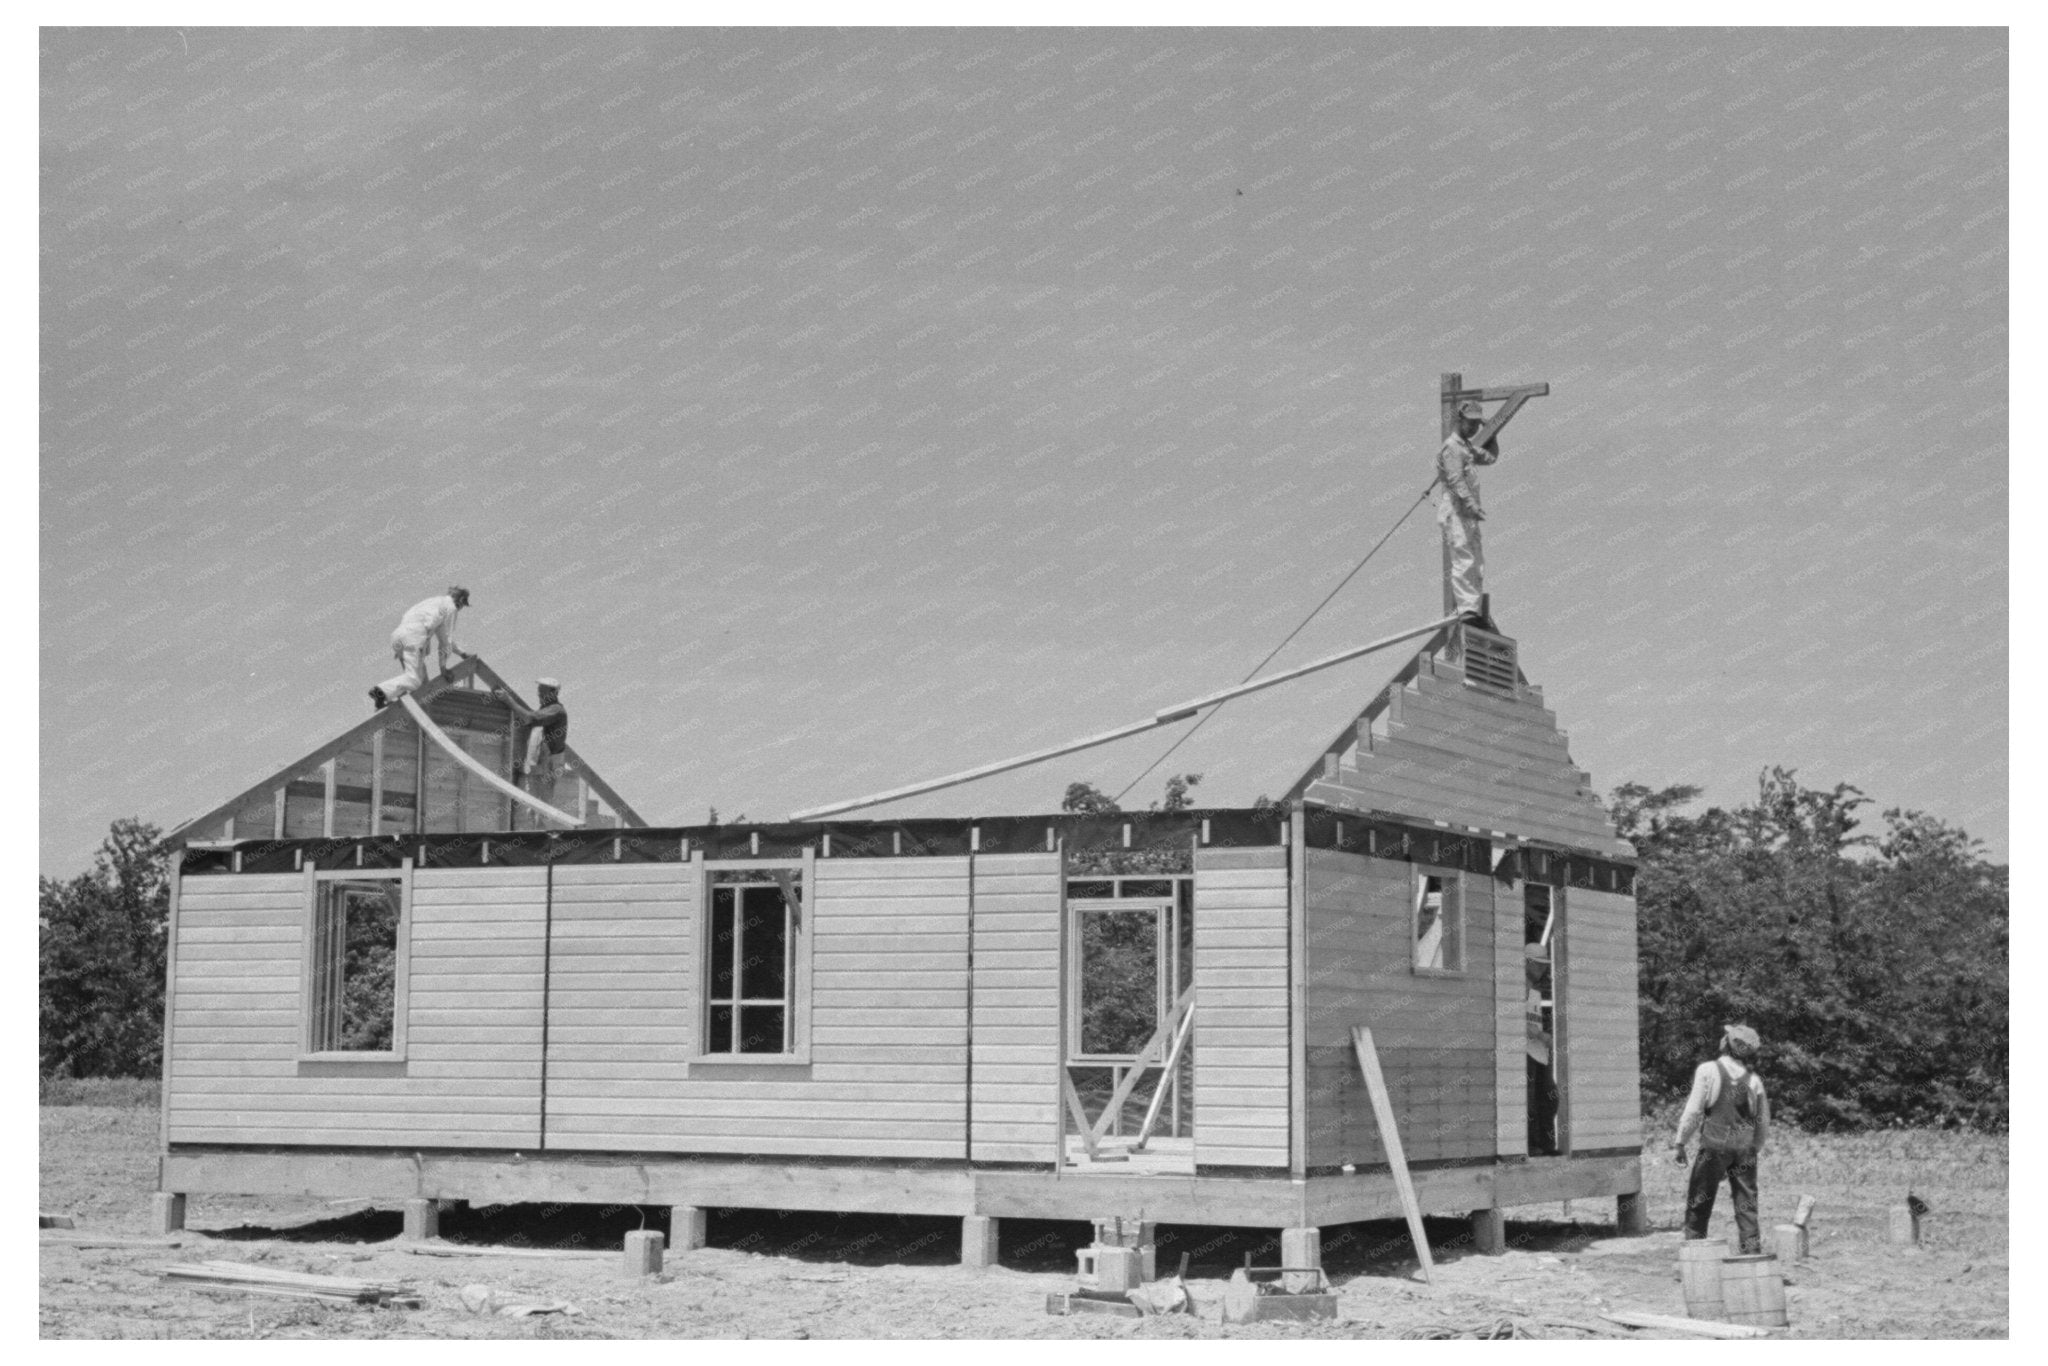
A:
369,586,472,711
494,677,569,819
1673,1024,1772,1255
1436,399,1499,624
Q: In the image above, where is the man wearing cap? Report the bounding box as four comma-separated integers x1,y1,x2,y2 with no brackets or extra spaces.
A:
1436,400,1499,623
370,586,473,710
494,678,569,819
1673,1024,1771,1254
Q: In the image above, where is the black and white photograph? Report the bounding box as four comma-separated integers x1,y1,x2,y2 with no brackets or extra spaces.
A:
37,19,2010,1340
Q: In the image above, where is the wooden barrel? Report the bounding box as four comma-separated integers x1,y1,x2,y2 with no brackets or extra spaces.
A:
1679,1241,1726,1319
1719,1253,1789,1328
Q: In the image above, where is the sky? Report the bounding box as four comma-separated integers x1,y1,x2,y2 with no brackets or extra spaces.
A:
39,26,2008,874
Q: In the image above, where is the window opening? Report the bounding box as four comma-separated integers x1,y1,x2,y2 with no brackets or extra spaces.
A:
308,877,403,1053
706,873,798,1055
1524,882,1561,1155
1413,871,1462,971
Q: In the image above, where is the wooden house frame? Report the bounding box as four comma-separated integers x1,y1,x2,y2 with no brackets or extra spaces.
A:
155,622,1646,1269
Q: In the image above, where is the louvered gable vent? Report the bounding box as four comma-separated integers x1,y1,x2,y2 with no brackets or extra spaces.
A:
1461,628,1518,696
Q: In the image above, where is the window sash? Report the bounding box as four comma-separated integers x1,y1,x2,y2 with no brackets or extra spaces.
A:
704,878,798,1055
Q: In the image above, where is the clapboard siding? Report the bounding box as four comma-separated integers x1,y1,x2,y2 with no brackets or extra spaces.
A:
1302,656,1633,857
1562,886,1642,1151
540,857,972,1159
969,853,1061,1163
1194,847,1290,1168
166,868,547,1148
1301,849,1498,1169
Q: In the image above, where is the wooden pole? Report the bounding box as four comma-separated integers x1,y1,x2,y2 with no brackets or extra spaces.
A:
791,615,1457,821
397,695,584,827
1352,1024,1435,1284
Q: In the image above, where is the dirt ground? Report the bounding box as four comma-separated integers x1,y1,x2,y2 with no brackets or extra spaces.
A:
40,1103,2007,1339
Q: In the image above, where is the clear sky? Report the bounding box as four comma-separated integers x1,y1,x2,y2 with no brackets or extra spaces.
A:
39,26,2008,874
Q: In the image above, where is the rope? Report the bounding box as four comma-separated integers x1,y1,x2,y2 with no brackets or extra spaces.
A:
1112,477,1440,805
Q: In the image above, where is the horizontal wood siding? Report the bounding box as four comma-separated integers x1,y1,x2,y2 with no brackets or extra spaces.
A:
1302,657,1634,856
544,858,970,1160
970,853,1060,1163
1562,886,1641,1151
541,863,692,1148
166,868,546,1148
1301,849,1498,1169
1194,847,1289,1168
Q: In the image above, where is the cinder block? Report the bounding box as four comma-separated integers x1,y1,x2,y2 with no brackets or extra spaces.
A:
624,1229,665,1276
1616,1190,1649,1235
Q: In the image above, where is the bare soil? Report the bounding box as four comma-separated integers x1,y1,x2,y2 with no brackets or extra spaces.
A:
39,1104,2006,1339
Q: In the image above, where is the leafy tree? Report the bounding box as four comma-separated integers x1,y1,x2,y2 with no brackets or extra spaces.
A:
1622,770,2007,1132
39,818,171,1078
1061,782,1120,814
1157,773,1202,812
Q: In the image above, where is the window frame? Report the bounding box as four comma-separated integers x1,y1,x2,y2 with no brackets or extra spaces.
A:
299,862,412,1063
691,852,814,1066
1410,864,1466,976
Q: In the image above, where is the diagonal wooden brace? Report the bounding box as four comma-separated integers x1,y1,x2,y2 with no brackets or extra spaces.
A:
1087,986,1197,1146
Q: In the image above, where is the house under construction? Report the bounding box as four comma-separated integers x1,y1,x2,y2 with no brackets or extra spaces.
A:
157,604,1647,1267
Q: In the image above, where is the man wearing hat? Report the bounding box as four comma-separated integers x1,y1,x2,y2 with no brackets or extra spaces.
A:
1673,1024,1772,1253
494,678,570,820
370,586,473,710
1436,399,1499,623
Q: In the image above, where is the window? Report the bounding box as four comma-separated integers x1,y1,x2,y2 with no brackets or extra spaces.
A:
1413,870,1463,972
304,870,408,1057
699,863,808,1059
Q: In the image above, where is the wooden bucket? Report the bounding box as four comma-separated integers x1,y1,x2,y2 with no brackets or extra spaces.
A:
1719,1253,1789,1328
1679,1241,1726,1320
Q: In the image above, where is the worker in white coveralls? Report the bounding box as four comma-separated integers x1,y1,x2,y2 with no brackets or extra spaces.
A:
494,678,569,817
1436,399,1499,623
369,586,472,710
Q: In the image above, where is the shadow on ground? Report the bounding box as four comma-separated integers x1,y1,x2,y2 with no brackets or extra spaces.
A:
203,1202,1640,1279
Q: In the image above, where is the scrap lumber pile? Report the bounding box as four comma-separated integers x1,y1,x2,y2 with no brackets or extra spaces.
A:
159,1260,421,1308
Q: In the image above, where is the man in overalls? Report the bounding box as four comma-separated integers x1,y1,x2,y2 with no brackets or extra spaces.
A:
1436,399,1499,623
1673,1024,1771,1253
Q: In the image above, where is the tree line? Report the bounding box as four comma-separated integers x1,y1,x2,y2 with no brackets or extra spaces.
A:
41,769,2008,1132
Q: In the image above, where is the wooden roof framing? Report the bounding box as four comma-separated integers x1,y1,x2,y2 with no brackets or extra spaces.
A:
166,656,645,845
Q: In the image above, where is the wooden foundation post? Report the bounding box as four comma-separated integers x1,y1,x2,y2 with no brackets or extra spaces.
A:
1470,1207,1507,1255
1616,1189,1649,1235
961,1215,1000,1270
402,1197,439,1241
624,1229,665,1275
149,1192,186,1235
670,1205,708,1251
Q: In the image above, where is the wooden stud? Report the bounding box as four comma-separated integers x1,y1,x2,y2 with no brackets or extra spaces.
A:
1288,805,1308,1179
321,760,337,839
273,786,287,839
157,851,184,1153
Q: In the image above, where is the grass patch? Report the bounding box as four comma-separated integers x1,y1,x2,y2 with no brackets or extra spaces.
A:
40,1076,159,1108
